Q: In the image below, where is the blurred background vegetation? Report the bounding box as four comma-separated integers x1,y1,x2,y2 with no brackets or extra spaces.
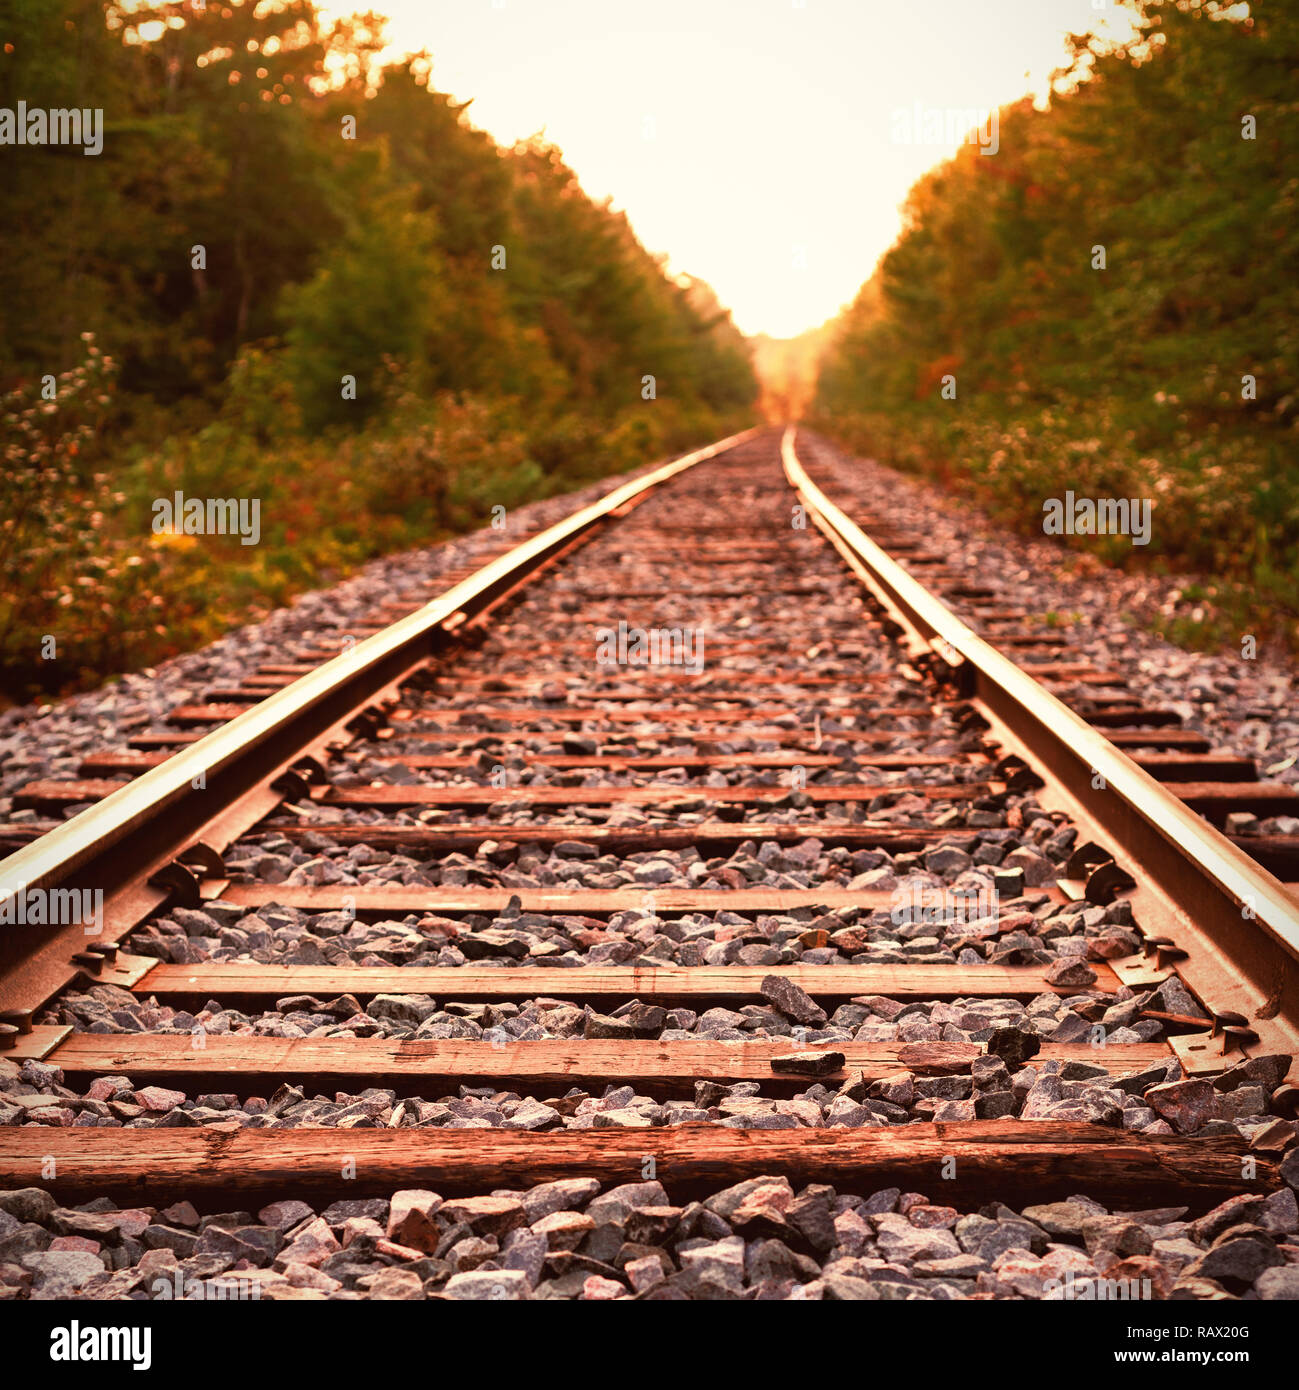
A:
811,0,1298,649
6,0,1295,705
0,0,757,703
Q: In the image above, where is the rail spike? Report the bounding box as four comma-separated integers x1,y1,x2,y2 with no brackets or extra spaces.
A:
146,859,205,908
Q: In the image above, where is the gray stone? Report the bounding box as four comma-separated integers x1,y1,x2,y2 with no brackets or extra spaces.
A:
923,846,973,876
1186,1237,1282,1286
439,1196,525,1237
985,1028,1041,1069
1003,847,1055,886
0,1188,55,1224
443,1269,530,1300
365,1267,424,1299
624,1003,667,1036
160,1201,201,1229
770,1050,845,1077
1214,1086,1268,1120
1213,1054,1291,1094
1043,957,1098,988
1146,1079,1216,1134
872,1213,960,1263
592,1107,654,1128
502,1229,547,1286
1080,1217,1153,1257
22,1249,105,1290
747,1237,819,1285
787,1187,837,1252
974,1091,1017,1119
521,1178,601,1224
1022,1201,1092,1239
914,1254,986,1279
1259,1187,1298,1236
321,1197,390,1227
194,1226,271,1265
821,1272,882,1300
1255,1266,1299,1300
582,1013,637,1040
0,1222,52,1262
587,1182,669,1226
677,1236,745,1293
1282,1146,1299,1192
704,1176,793,1221
1191,1194,1267,1243
1147,976,1209,1022
759,975,828,1026
142,1225,198,1258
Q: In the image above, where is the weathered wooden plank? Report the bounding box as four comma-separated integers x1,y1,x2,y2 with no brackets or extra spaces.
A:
202,688,267,703
135,727,914,751
380,752,844,771
1083,708,1184,728
1105,729,1213,752
435,672,900,691
213,883,1057,915
389,705,937,725
0,1123,1265,1207
1128,754,1257,783
369,753,959,774
501,637,880,655
380,728,912,749
524,585,838,598
0,820,63,851
1171,782,1299,817
1225,833,1299,878
110,957,1122,1001
28,1030,1170,1094
419,680,912,702
12,779,128,811
165,703,261,726
14,777,990,814
126,731,212,749
249,821,983,854
88,750,957,778
318,781,993,810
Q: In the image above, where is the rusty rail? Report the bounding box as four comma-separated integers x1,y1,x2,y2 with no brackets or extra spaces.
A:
0,429,759,1017
783,425,1299,1072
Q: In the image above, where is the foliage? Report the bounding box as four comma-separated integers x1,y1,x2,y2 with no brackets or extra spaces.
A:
812,0,1299,647
0,1,757,702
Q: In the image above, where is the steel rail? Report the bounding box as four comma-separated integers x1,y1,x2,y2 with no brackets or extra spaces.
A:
782,425,1299,1072
0,428,759,1015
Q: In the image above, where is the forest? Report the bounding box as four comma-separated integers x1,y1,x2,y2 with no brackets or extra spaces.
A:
813,0,1298,649
0,0,757,701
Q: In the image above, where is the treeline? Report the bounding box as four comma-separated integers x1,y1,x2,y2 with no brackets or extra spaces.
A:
1,0,755,701
814,0,1298,648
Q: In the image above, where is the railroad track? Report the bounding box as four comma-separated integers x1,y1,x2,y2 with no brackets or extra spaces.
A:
1,426,1297,1304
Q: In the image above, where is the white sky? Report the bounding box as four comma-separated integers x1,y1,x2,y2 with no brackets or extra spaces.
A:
321,0,1141,337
